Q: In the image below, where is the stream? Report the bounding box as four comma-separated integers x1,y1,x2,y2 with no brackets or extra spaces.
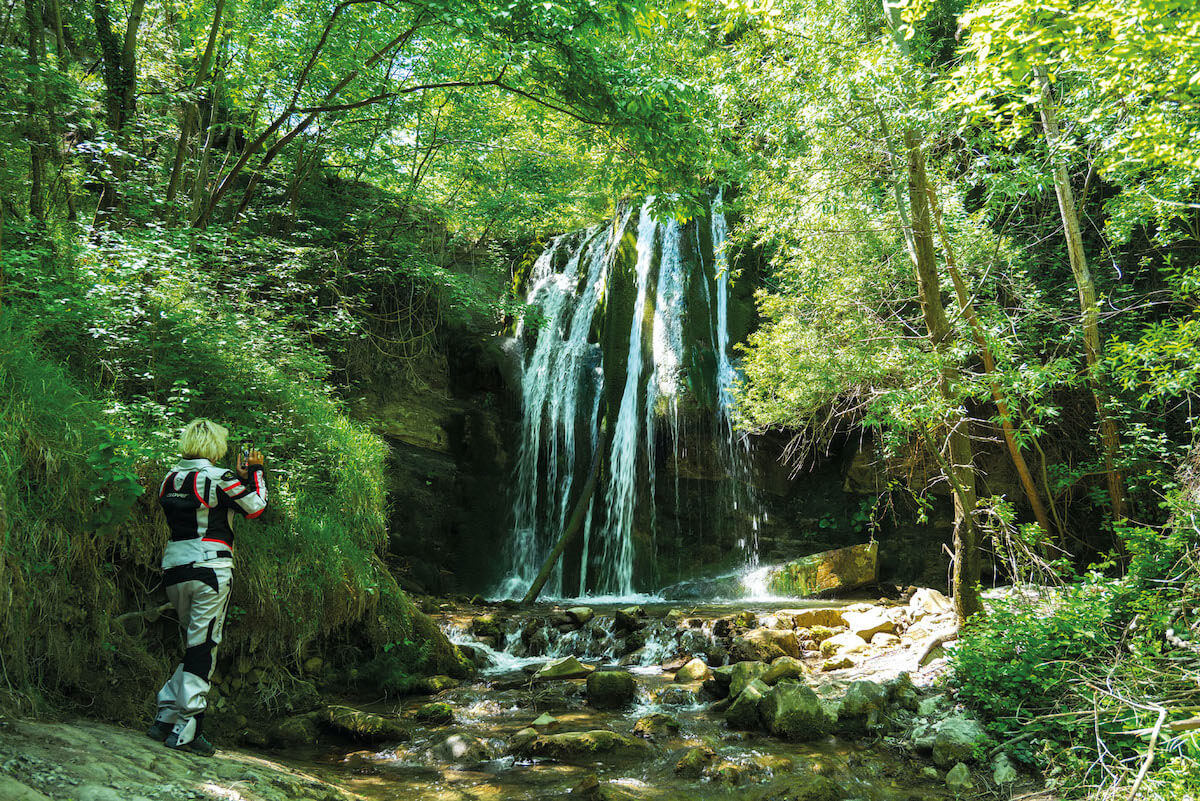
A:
276,594,993,801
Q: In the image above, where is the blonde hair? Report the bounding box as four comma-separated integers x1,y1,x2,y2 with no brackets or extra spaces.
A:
179,419,229,461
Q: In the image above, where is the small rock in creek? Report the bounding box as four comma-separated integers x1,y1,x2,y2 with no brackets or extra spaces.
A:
586,670,637,709
821,656,854,671
753,754,794,774
820,632,868,657
414,702,454,725
921,766,940,780
535,656,594,680
433,733,494,765
531,712,557,727
785,608,847,629
614,606,645,631
731,629,801,662
871,632,901,647
754,773,843,801
519,730,652,761
945,762,974,792
674,657,713,683
761,656,806,685
566,606,595,625
725,678,769,730
632,712,680,740
729,661,769,697
675,745,716,777
657,686,698,706
758,681,835,741
842,607,895,640
708,760,760,785
508,727,538,753
992,753,1019,784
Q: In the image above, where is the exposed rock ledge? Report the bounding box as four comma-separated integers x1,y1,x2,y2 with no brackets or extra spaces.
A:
0,717,356,801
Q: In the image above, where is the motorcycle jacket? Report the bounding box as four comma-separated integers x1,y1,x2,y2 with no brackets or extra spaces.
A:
158,457,268,569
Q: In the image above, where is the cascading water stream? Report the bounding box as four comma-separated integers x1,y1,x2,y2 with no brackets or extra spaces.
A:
495,192,768,601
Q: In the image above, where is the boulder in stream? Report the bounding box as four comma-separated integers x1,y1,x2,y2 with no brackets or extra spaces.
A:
519,730,652,761
761,656,806,685
837,680,890,733
755,774,843,801
675,745,716,777
567,606,595,625
758,682,834,741
414,702,454,725
674,657,713,683
786,608,847,629
614,606,646,632
586,670,637,709
725,678,769,730
819,632,868,657
729,660,769,697
632,712,680,740
731,629,801,662
432,733,494,765
321,705,413,742
931,715,988,767
535,656,594,680
763,542,878,596
842,607,895,640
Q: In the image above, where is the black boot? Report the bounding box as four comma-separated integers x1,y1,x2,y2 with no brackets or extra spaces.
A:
165,731,216,757
147,719,171,742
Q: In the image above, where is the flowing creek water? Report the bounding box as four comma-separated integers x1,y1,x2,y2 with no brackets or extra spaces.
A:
274,596,1002,801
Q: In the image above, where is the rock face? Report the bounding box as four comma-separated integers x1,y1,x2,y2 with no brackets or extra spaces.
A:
763,542,878,596
758,682,834,741
586,670,637,709
519,730,652,761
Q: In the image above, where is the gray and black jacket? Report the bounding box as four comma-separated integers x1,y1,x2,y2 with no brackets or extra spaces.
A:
158,457,268,569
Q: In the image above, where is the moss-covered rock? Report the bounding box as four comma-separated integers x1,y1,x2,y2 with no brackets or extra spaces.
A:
518,730,653,762
758,682,834,741
321,705,412,742
414,702,454,724
632,712,680,740
586,670,637,709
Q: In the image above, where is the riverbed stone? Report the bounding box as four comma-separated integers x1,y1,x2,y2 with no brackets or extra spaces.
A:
674,657,713,683
725,678,769,730
535,656,593,680
754,773,842,801
322,705,412,742
615,606,645,631
415,675,460,693
838,680,890,732
433,733,494,764
657,686,698,706
732,629,801,662
471,614,503,639
675,745,716,777
945,762,974,793
520,730,652,761
268,712,320,747
758,682,834,741
871,632,901,647
729,660,769,697
586,670,637,709
414,702,454,725
992,753,1018,784
567,606,595,625
532,712,557,727
931,716,988,766
819,632,868,657
822,655,855,671
509,727,539,752
761,656,806,685
633,712,680,740
787,608,847,629
842,607,895,640
909,587,953,619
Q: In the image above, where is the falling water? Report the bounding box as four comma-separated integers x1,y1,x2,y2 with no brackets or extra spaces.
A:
495,192,766,600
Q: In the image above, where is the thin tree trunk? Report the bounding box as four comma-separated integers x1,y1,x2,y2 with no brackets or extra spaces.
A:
118,0,146,132
92,0,122,129
522,428,608,605
903,127,981,623
925,183,1058,541
167,0,225,203
24,0,47,222
48,0,66,61
1034,66,1127,521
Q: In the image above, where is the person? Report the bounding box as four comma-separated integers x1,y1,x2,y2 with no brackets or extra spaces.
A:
148,419,267,756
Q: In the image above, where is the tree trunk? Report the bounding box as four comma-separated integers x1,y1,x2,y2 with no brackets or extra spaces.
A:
925,183,1059,542
167,0,225,203
1034,66,1127,520
522,428,608,605
118,0,146,132
903,128,982,623
92,0,123,129
24,0,47,222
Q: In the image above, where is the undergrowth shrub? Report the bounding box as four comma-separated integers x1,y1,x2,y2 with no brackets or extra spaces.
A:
0,223,464,720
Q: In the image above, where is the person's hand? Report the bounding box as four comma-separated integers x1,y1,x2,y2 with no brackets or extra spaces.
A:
237,449,264,478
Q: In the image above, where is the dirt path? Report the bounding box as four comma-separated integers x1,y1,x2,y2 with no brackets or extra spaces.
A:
0,717,358,801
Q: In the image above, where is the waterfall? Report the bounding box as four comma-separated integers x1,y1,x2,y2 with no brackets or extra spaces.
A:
494,192,765,600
